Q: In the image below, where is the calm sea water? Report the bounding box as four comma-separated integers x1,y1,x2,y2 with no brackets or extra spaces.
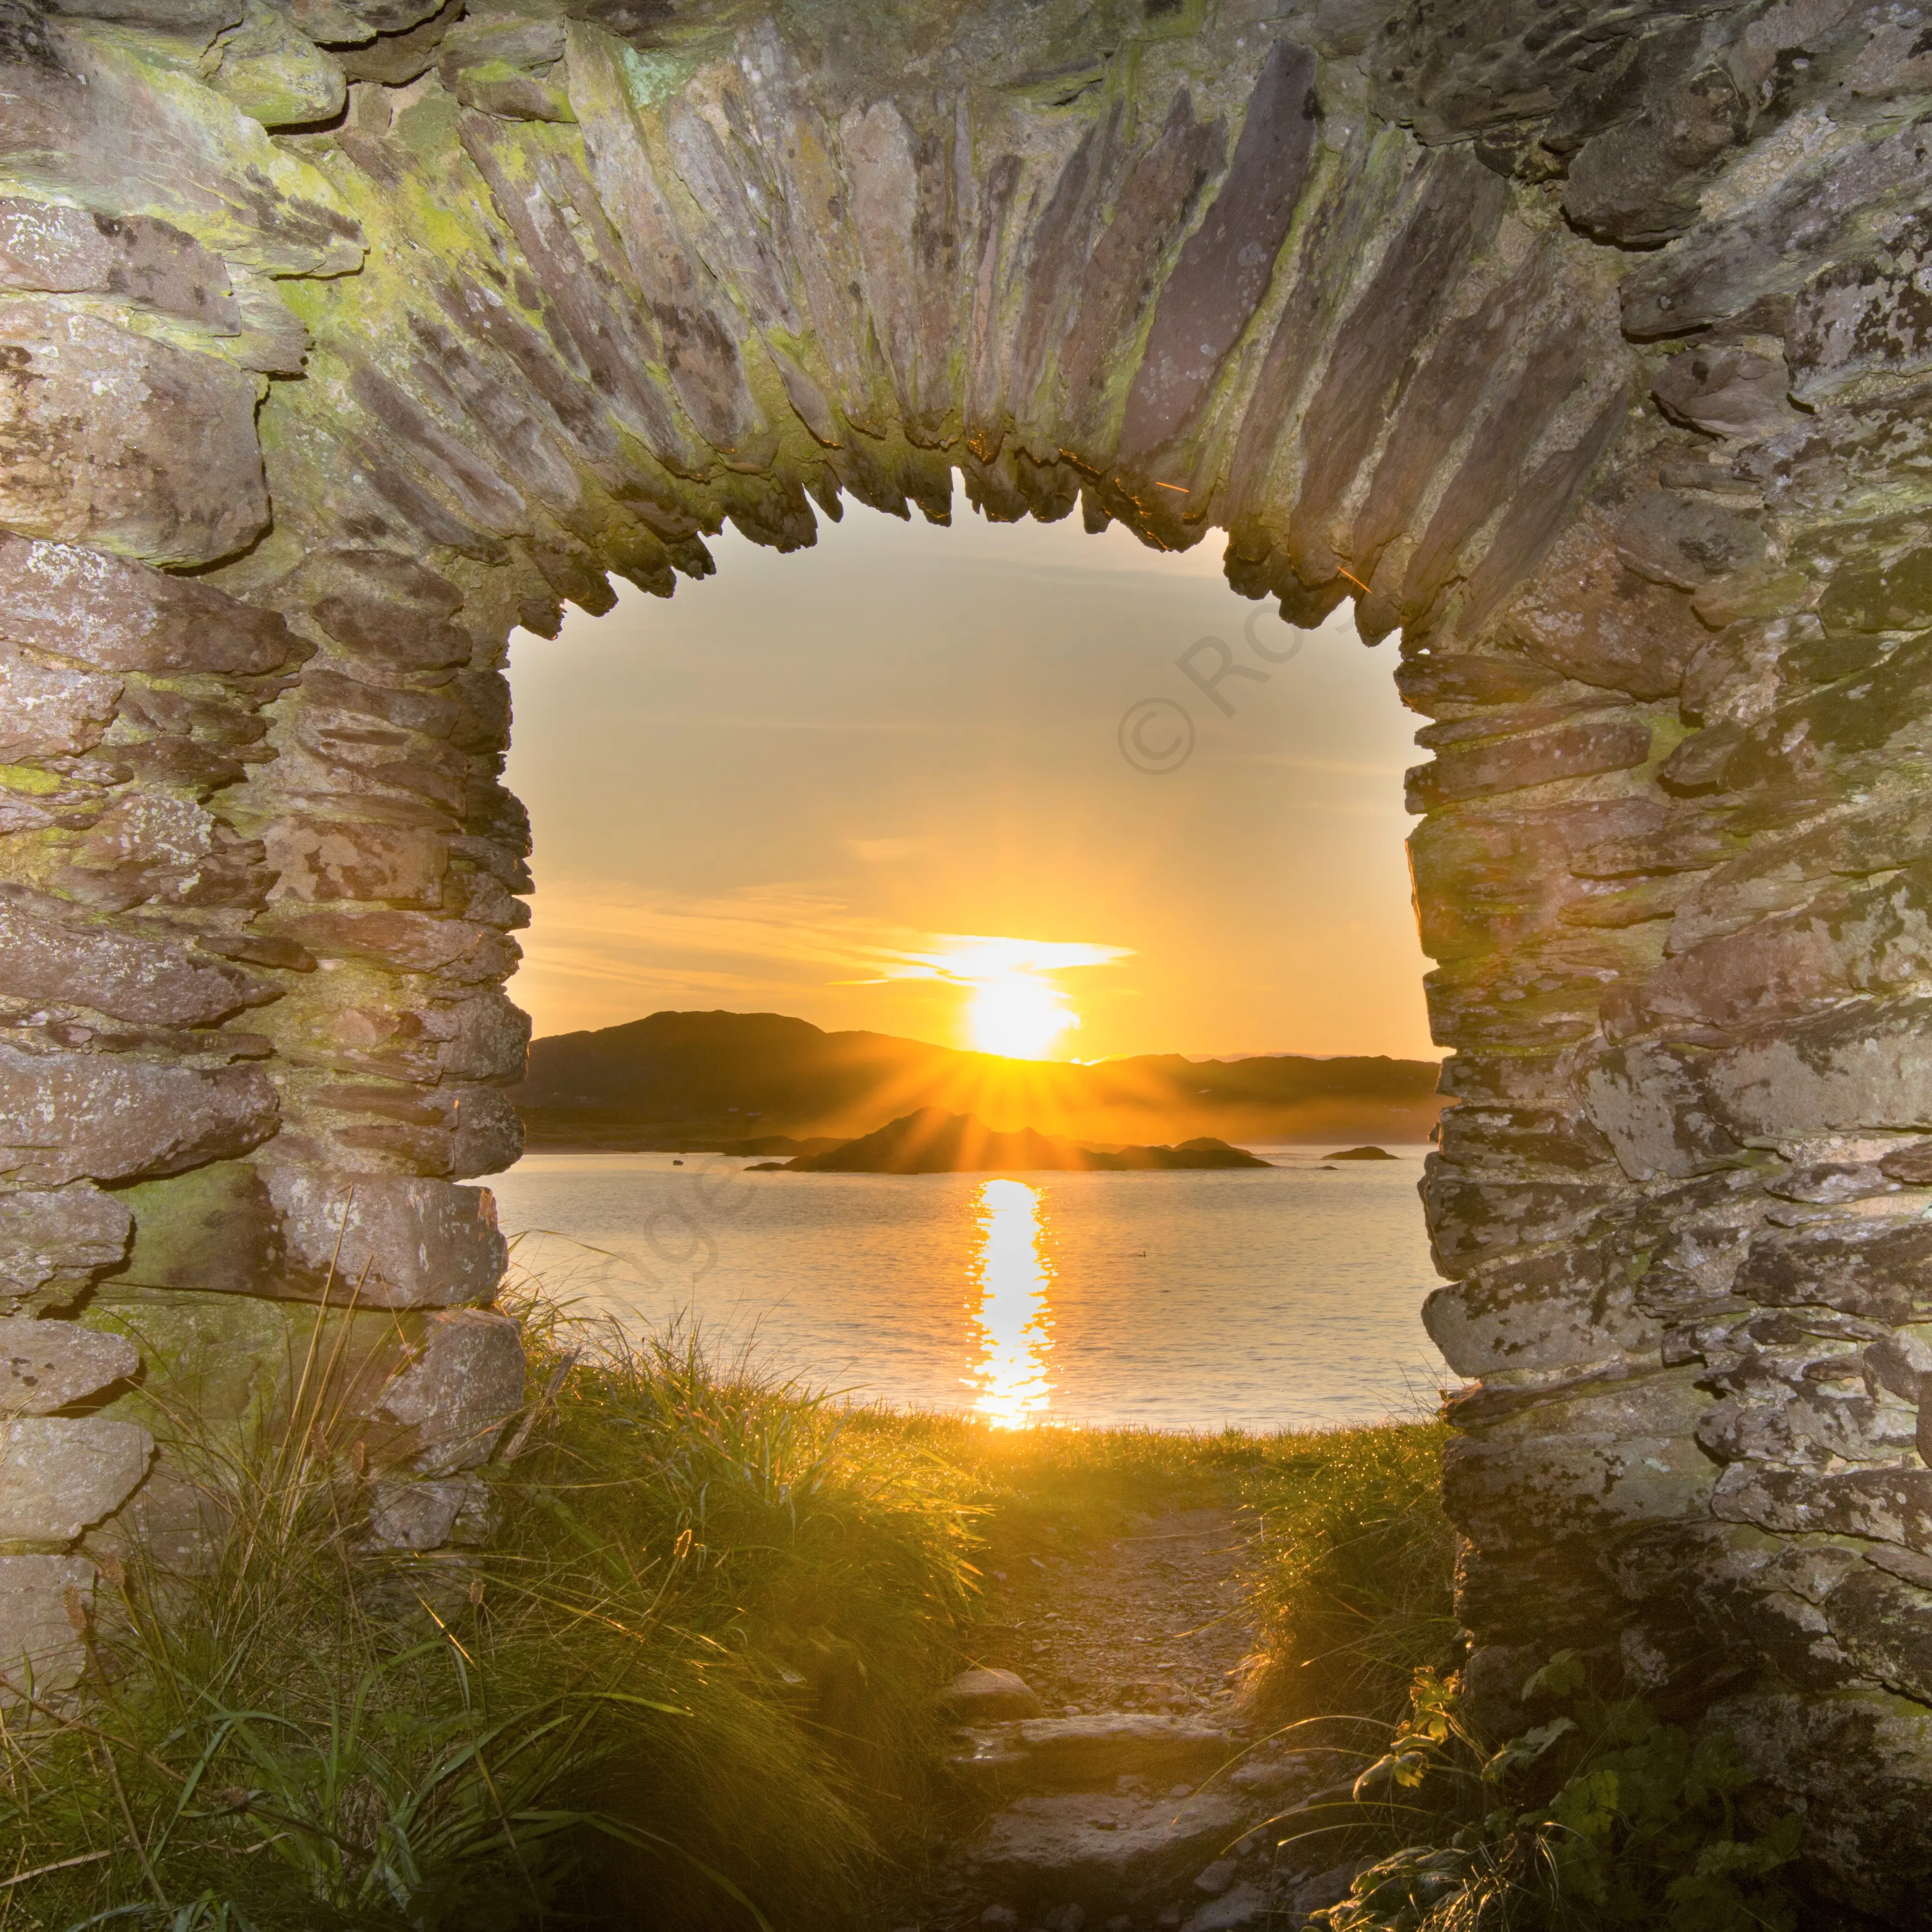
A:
488,1147,1450,1434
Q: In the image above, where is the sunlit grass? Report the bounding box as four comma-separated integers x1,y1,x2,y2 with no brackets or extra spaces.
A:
0,1293,1455,1931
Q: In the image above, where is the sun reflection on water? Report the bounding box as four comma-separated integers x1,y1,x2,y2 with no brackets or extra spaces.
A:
965,1178,1055,1427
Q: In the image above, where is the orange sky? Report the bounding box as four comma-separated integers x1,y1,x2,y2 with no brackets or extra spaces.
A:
503,503,1437,1063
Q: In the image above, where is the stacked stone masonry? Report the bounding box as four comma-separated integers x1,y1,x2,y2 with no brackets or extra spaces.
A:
2,0,1932,1912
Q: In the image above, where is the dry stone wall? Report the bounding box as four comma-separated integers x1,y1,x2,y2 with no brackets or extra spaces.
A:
2,0,1932,1911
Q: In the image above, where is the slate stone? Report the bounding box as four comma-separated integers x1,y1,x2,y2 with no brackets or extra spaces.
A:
0,196,239,331
1397,324,1591,626
1443,1421,1714,1552
1458,385,1636,635
269,909,518,985
296,550,470,669
1701,997,1932,1142
436,991,531,1085
1613,491,1768,591
1424,1246,1659,1377
0,1415,151,1541
1117,40,1317,456
0,643,119,761
0,1049,279,1187
264,813,448,907
0,898,251,1027
1058,90,1223,438
1502,520,1709,698
0,1184,132,1312
445,1085,524,1178
0,1317,139,1414
361,1306,524,1472
0,534,300,675
0,298,267,564
1713,1462,1932,1551
45,0,240,27
1788,210,1932,406
1291,154,1508,561
1652,343,1799,441
202,5,344,128
0,1553,96,1701
1422,1165,1617,1274
1582,1043,1745,1182
1407,716,1652,810
1562,60,1748,247
1621,117,1932,340
940,1666,1045,1721
1826,1568,1932,1705
1353,253,1550,574
967,1789,1245,1908
363,1476,487,1553
261,1169,506,1307
1734,1218,1932,1328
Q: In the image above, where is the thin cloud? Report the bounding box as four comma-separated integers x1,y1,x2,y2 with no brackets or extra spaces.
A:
515,878,1131,1000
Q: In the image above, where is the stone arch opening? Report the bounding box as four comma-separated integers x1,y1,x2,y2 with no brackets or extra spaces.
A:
5,0,1932,1909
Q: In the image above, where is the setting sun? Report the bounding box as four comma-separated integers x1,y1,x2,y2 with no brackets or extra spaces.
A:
968,975,1078,1059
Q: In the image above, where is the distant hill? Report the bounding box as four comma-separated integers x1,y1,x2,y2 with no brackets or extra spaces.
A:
776,1109,1272,1174
512,1010,1444,1150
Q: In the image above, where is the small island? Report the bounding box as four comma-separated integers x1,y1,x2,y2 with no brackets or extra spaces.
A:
769,1108,1272,1175
1325,1145,1397,1161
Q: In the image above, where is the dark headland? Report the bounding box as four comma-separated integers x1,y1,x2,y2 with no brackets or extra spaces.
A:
513,1009,1444,1152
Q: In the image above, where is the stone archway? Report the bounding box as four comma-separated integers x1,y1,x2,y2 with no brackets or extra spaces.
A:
4,0,1932,1909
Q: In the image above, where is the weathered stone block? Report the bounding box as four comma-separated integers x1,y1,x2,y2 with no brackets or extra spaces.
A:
364,1307,524,1472
269,909,518,985
1702,998,1932,1142
1562,58,1746,247
1501,522,1707,698
1788,211,1932,406
437,990,530,1084
1735,1217,1932,1327
0,1048,278,1186
0,1553,95,1701
203,2,345,128
1713,1462,1932,1550
0,534,300,674
262,1169,505,1307
1613,490,1768,591
1116,40,1318,457
296,550,471,669
0,897,251,1027
1652,343,1798,442
1421,1163,1618,1274
0,1318,138,1415
0,1183,131,1311
1582,1044,1747,1182
0,195,239,331
1424,1248,1659,1378
1443,1424,1715,1552
1406,716,1652,811
0,643,119,761
364,1472,496,1550
0,1416,151,1542
446,1086,523,1179
0,300,267,566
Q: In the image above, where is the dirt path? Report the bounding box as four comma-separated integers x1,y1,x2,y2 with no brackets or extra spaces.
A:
892,1507,1364,1932
973,1508,1255,1724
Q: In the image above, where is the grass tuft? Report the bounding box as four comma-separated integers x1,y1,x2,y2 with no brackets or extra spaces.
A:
0,1296,1460,1931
